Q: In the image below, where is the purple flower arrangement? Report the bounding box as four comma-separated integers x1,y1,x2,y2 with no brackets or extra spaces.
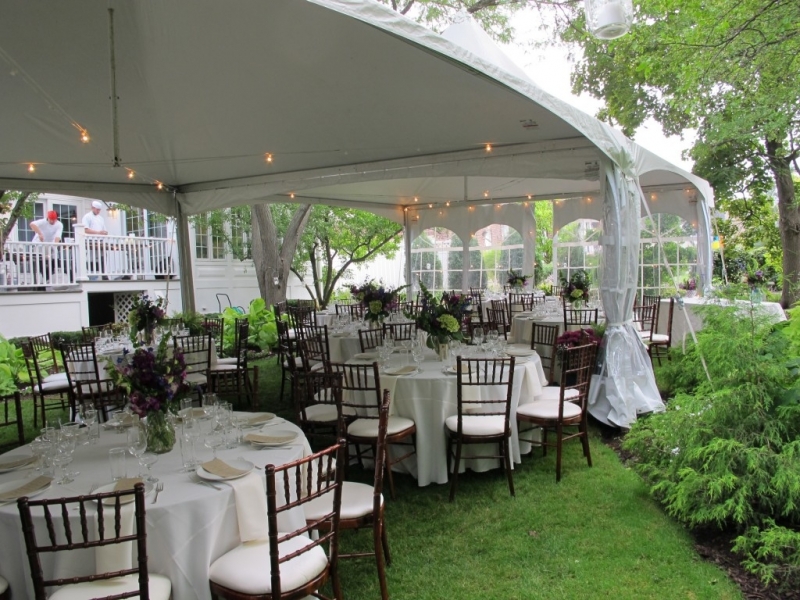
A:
679,277,697,292
128,293,167,343
108,336,190,418
555,327,603,364
747,270,766,288
507,270,530,288
411,281,471,347
350,280,406,323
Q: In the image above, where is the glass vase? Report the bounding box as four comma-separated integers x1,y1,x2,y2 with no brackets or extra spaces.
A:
750,287,764,305
146,411,176,454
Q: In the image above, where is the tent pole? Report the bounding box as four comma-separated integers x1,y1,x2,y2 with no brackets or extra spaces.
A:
174,196,196,313
404,210,413,295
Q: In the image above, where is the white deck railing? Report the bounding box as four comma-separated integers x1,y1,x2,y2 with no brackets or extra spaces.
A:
0,233,178,290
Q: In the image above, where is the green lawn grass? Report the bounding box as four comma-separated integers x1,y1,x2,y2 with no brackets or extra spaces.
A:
1,356,742,599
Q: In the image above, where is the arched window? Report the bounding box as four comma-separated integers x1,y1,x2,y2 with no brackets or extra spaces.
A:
639,213,697,295
468,224,524,292
410,228,463,294
553,219,601,287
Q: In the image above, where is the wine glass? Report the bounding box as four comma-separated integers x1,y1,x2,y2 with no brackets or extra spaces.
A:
204,427,225,459
472,326,484,348
52,443,75,485
82,407,98,444
400,339,412,364
412,345,424,371
138,452,159,483
126,425,148,477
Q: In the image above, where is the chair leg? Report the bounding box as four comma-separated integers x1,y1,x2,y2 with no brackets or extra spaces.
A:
555,423,564,482
449,438,462,502
581,419,593,467
373,518,390,600
542,427,548,457
380,511,392,566
502,437,515,497
384,444,397,500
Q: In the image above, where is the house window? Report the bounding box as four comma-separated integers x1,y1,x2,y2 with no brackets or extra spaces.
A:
16,202,45,241
195,215,209,259
147,215,168,239
211,221,226,259
125,208,145,237
52,203,78,239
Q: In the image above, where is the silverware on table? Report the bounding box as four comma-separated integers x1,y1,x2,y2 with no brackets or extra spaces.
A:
153,482,164,503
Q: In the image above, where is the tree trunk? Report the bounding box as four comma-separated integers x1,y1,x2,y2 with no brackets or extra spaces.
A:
0,192,31,253
251,203,312,307
765,139,800,309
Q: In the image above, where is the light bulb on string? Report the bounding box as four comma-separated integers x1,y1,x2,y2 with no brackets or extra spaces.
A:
485,143,492,152
127,169,135,179
414,197,418,203
446,201,450,207
27,163,35,173
290,192,295,199
265,153,273,163
428,203,433,209
156,181,163,191
80,130,90,143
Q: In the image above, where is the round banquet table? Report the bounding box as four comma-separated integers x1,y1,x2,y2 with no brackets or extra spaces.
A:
510,313,565,345
346,348,548,486
0,416,309,600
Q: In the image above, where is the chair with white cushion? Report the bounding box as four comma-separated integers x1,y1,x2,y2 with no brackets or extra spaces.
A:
329,362,416,500
633,303,656,343
210,319,253,405
294,370,353,449
18,482,172,600
304,390,392,600
173,333,212,389
529,322,559,385
447,357,516,502
209,441,345,600
648,297,674,366
516,342,597,482
22,339,71,428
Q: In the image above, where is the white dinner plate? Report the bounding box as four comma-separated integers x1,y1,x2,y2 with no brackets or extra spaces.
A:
196,458,254,481
445,366,473,375
235,413,276,429
245,429,299,447
94,481,154,504
353,352,380,360
0,477,52,501
383,365,418,376
0,455,36,473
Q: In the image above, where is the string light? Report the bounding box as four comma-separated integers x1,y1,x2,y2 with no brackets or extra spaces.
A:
156,181,163,190
446,201,450,207
428,203,433,208
483,191,489,198
265,153,273,163
290,192,295,199
127,169,135,179
403,207,408,212
27,163,35,173
414,197,419,203
485,143,492,152
527,194,533,200
79,129,90,144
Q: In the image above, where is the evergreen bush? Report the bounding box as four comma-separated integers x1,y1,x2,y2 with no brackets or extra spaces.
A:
624,302,800,588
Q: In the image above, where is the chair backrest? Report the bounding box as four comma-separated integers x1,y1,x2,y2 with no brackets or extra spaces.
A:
358,327,384,353
454,357,515,433
76,379,126,421
60,342,100,394
656,297,675,343
334,301,354,316
348,303,365,320
265,442,344,599
300,324,330,367
485,308,509,338
469,287,484,297
562,302,599,329
383,322,415,342
557,343,598,419
507,293,533,318
641,294,661,324
202,317,224,351
0,391,24,448
29,334,60,374
273,300,287,321
530,322,559,384
328,362,382,419
18,483,151,600
632,303,657,337
231,318,250,367
294,370,344,433
20,340,46,388
287,305,316,331
173,334,212,375
550,285,563,297
81,324,111,343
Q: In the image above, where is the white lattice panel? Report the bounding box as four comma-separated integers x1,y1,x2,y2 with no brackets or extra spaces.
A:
114,292,143,323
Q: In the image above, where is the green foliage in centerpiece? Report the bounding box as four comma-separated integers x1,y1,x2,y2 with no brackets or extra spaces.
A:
506,269,531,288
410,281,469,349
350,280,406,323
128,293,167,346
561,269,591,303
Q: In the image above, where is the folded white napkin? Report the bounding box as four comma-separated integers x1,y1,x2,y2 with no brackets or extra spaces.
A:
227,472,269,543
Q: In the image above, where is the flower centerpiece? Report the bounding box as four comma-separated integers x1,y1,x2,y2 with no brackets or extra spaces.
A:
350,280,406,324
561,269,591,307
128,293,167,346
410,281,470,359
107,336,190,453
506,270,531,290
555,326,603,367
678,277,697,298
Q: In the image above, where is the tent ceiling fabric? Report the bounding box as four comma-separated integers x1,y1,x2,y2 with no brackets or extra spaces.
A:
0,0,711,219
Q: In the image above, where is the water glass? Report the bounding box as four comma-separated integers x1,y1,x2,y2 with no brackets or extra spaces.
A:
139,452,159,483
109,447,127,481
126,426,148,477
179,418,199,471
39,426,56,442
81,408,99,444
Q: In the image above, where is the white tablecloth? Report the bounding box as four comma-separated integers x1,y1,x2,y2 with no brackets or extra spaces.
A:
0,417,308,600
328,333,363,363
347,349,547,486
510,314,565,345
658,296,786,348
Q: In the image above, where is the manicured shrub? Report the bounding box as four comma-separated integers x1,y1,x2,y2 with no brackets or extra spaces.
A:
624,302,800,588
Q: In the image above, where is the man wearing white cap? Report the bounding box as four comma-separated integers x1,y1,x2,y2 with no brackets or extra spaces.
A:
82,200,109,279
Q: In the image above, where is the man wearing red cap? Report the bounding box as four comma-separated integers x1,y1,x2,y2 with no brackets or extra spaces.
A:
29,210,68,285
30,210,63,243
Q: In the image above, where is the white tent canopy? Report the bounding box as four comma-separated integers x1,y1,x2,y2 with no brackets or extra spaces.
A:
0,0,713,426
